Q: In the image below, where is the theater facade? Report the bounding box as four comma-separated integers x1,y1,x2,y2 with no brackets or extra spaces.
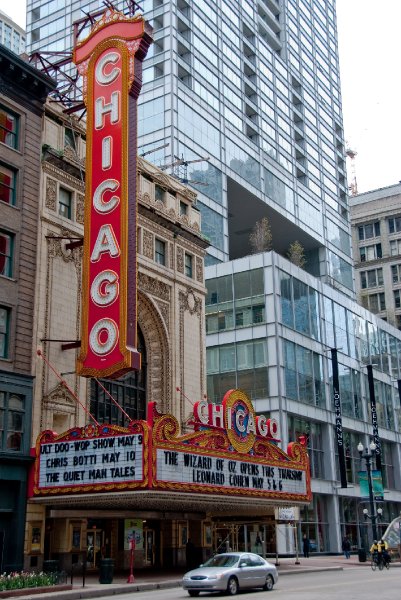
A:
29,391,310,571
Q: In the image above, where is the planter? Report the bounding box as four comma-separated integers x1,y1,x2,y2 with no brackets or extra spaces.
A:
0,585,72,598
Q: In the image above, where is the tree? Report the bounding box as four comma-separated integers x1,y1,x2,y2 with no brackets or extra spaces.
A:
249,217,272,254
287,240,306,268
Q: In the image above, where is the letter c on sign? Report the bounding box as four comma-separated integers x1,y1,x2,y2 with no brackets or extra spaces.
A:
89,318,119,356
93,179,120,214
95,51,120,85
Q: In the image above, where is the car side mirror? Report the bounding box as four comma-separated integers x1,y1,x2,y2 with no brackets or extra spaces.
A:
239,561,246,567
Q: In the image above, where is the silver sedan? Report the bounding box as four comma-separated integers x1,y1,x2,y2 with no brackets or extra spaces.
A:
182,552,278,596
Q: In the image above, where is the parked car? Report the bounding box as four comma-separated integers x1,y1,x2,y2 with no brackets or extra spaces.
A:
182,551,278,596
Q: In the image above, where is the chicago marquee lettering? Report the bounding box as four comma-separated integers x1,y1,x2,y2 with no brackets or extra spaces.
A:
193,398,279,441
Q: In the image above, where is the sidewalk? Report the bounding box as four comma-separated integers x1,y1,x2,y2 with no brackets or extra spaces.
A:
6,555,401,600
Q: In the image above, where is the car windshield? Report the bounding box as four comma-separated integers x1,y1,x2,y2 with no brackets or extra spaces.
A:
203,554,239,568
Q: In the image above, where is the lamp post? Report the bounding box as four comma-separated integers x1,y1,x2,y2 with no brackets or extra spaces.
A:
358,441,383,542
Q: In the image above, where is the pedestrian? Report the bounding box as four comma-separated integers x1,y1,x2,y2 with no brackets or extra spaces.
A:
186,538,195,569
302,534,310,558
342,535,351,559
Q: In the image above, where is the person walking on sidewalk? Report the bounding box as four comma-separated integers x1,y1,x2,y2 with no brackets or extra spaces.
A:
302,534,310,558
342,535,351,559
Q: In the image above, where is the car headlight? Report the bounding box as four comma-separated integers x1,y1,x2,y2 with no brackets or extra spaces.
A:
207,574,222,580
182,575,191,581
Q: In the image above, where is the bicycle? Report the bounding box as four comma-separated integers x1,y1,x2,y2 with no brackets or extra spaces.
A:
370,551,390,571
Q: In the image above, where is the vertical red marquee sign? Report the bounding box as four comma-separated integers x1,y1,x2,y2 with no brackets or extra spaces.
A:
74,10,152,378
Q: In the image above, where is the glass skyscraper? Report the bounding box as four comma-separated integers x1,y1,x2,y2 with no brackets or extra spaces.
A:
0,9,26,54
27,0,353,293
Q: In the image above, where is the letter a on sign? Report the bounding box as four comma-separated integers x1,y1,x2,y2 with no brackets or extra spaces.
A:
73,9,152,378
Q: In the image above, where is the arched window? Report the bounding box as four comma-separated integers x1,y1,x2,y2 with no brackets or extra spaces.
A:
90,327,147,425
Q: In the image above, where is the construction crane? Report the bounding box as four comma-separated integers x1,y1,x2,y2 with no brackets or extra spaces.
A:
346,147,358,196
160,154,210,186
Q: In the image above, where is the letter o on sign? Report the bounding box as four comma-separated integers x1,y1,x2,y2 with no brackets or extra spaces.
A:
89,318,119,356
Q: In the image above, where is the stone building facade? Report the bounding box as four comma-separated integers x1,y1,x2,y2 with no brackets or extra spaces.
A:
25,103,208,571
0,45,54,572
350,183,401,330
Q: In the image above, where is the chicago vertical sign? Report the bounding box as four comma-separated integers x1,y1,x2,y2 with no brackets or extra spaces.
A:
74,10,152,378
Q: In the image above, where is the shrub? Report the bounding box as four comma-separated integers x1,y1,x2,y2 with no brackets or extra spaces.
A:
0,571,57,591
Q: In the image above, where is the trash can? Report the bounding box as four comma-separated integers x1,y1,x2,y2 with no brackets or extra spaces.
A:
99,558,114,584
43,560,59,574
358,548,367,562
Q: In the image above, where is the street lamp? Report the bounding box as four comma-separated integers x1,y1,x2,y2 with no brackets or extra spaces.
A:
358,441,382,542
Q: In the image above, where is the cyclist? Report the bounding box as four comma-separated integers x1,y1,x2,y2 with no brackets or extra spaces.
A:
370,540,380,567
378,539,390,567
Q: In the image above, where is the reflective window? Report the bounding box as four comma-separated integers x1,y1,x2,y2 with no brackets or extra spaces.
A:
288,416,325,479
206,269,265,333
0,306,10,359
59,187,72,220
389,239,401,256
388,217,401,234
155,238,166,266
328,251,353,290
391,263,401,283
360,268,383,289
197,203,224,251
90,327,147,422
284,340,323,407
138,97,165,136
0,105,19,149
0,231,14,278
226,139,260,190
0,391,24,452
265,169,294,212
0,164,16,206
358,221,380,240
207,339,268,403
326,218,351,256
360,243,382,261
177,100,221,159
361,292,385,314
185,253,193,278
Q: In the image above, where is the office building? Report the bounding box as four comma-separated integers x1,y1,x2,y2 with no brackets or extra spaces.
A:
0,10,26,54
350,183,401,330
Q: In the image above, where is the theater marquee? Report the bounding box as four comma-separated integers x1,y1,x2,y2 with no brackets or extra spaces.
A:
31,390,311,504
73,9,152,378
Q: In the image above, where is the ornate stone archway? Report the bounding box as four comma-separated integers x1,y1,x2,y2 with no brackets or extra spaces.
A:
137,287,171,413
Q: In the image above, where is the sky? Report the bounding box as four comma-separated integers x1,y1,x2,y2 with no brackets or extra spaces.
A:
1,0,400,195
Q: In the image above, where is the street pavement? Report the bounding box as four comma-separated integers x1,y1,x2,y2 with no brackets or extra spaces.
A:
5,555,401,600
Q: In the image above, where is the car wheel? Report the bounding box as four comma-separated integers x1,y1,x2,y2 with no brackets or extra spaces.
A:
188,592,200,597
227,576,239,595
263,575,274,591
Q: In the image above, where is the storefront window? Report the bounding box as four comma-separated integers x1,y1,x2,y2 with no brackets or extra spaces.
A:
300,495,329,552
